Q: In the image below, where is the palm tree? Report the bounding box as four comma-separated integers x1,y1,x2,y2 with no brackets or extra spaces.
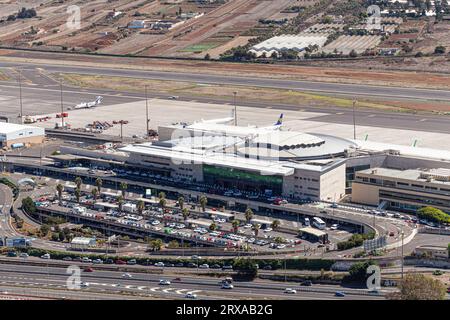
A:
252,223,261,237
199,195,207,212
271,219,280,231
91,187,98,203
117,195,124,212
74,177,82,190
95,178,102,194
231,219,240,233
177,196,185,210
120,182,128,197
56,184,64,204
209,222,217,231
182,208,190,221
137,200,145,215
74,188,81,203
245,207,254,223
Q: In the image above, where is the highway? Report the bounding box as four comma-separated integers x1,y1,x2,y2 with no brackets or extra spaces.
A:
0,260,386,300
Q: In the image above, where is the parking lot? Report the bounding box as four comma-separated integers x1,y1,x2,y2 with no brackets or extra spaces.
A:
11,171,355,254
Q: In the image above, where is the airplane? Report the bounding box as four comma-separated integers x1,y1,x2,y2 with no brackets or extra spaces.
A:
70,96,103,110
187,113,284,136
198,110,235,125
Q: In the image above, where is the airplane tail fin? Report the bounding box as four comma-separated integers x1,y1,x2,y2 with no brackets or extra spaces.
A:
274,113,283,126
96,96,103,104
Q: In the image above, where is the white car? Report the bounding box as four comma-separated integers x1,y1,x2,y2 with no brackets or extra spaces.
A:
185,293,197,299
154,262,165,267
277,244,286,249
284,288,297,294
40,253,50,259
244,224,253,229
80,282,89,288
264,228,273,232
159,279,171,285
330,224,339,230
122,273,132,278
221,283,234,289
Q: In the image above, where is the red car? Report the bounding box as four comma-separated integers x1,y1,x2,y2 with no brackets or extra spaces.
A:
84,267,94,272
115,259,126,265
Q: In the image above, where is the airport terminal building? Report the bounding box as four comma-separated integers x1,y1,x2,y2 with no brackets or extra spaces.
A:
54,116,450,209
0,123,45,148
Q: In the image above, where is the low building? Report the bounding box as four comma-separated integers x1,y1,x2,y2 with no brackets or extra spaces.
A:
352,167,450,213
0,122,45,148
414,245,449,260
70,237,97,250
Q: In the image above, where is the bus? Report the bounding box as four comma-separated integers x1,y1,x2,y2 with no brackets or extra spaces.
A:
312,217,326,230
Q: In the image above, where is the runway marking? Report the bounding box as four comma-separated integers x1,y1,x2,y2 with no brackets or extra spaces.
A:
368,114,376,117
162,288,174,293
336,112,344,115
187,290,202,294
266,106,272,109
419,118,427,122
150,287,160,292
175,289,189,294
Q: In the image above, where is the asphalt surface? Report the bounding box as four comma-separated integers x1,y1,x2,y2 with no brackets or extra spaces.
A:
0,64,450,134
1,61,449,102
0,261,386,300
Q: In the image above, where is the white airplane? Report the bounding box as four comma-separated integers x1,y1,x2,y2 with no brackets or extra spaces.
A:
198,110,235,125
188,113,284,136
71,96,103,110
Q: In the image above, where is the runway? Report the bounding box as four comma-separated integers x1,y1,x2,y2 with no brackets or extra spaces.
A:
0,70,450,135
0,61,449,102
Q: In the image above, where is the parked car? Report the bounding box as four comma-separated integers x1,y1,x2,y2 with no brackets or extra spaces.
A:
335,291,346,297
83,267,94,272
115,259,126,265
127,259,137,265
40,253,50,259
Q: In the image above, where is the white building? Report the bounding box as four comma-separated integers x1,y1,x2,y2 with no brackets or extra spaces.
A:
249,34,329,57
70,237,97,250
0,122,45,148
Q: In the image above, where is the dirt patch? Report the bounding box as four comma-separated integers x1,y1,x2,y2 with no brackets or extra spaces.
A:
55,72,448,113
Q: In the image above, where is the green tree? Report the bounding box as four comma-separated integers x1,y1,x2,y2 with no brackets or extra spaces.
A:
244,208,254,223
232,258,258,279
95,178,103,194
51,232,59,241
209,222,218,231
74,177,82,190
56,184,64,204
21,197,36,214
182,208,190,221
117,195,124,212
120,182,128,197
58,232,65,242
349,49,358,57
274,236,284,244
252,223,260,237
168,240,179,248
137,200,145,215
74,188,81,203
271,219,280,230
149,239,163,251
199,195,208,212
388,273,447,300
158,192,166,209
232,220,240,233
91,187,98,202
434,45,446,54
417,206,450,224
40,224,50,236
177,196,185,210
346,261,376,283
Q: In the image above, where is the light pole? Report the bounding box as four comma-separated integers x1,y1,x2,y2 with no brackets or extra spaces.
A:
233,91,237,126
18,68,23,123
60,81,64,129
145,85,150,138
352,98,357,140
401,230,404,280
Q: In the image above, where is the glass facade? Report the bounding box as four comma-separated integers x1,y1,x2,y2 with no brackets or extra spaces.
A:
203,165,283,193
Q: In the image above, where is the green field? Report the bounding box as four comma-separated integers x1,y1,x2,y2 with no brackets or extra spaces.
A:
179,43,220,53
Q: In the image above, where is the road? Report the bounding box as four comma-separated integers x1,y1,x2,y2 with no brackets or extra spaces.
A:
0,260,386,300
